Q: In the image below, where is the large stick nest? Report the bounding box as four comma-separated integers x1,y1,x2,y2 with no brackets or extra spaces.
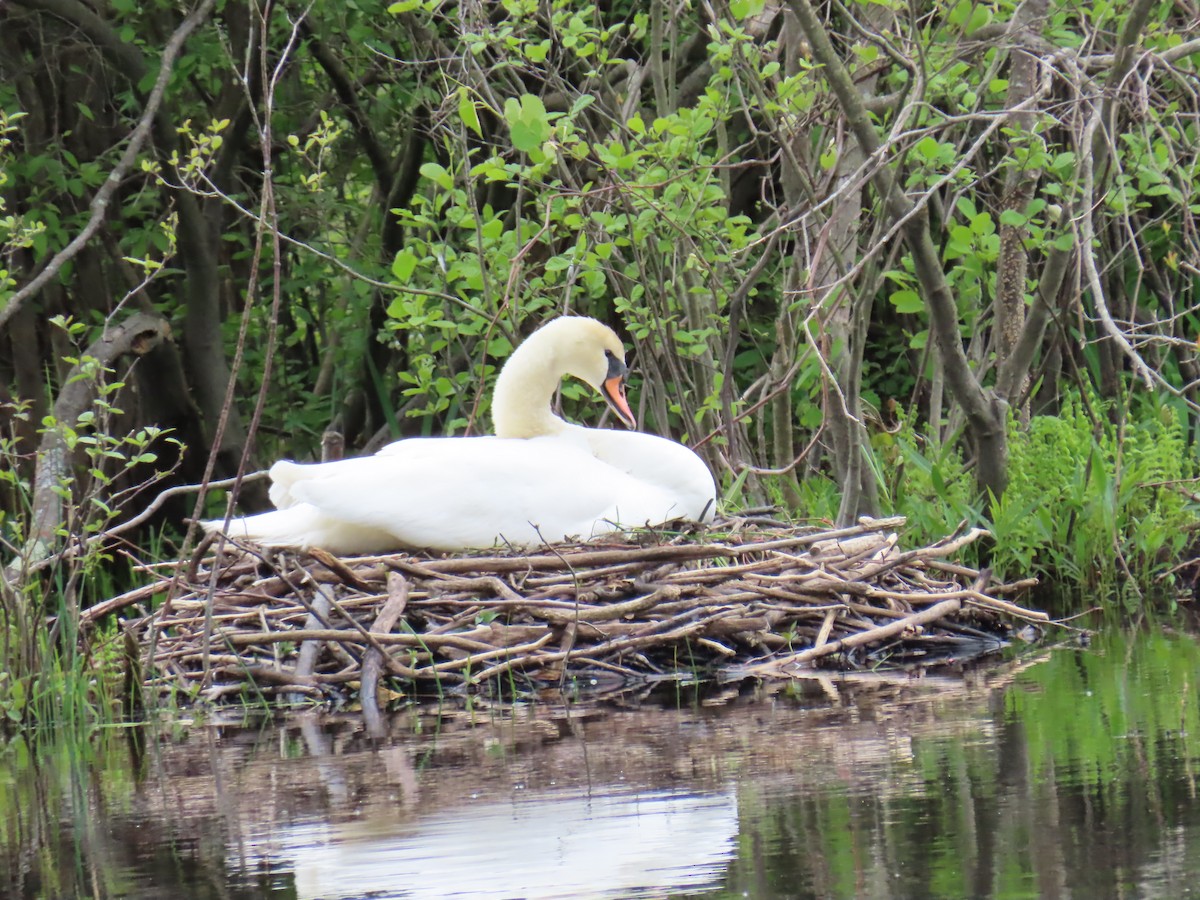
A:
110,516,1048,708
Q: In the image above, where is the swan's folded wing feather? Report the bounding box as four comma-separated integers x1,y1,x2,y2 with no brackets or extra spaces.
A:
285,437,635,550
576,427,717,522
269,439,466,509
248,431,713,553
209,504,398,554
268,460,303,508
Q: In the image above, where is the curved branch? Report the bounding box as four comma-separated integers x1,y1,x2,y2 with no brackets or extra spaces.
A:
1078,107,1154,388
997,0,1160,398
299,17,393,194
0,0,218,334
6,313,172,577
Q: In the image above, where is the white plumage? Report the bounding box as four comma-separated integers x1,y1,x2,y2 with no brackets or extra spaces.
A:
201,317,716,554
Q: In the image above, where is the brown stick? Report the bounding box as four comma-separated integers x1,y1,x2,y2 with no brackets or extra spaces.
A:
742,597,964,674
361,572,409,736
79,579,173,628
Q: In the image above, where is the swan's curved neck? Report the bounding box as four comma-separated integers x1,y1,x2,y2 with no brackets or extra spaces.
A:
491,334,567,438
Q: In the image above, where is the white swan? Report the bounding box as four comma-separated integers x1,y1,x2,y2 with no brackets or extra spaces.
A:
202,316,716,554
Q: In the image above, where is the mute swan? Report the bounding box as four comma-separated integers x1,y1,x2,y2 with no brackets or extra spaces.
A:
201,316,716,554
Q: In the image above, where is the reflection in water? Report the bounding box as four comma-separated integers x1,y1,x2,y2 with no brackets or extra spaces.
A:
240,788,737,899
1,627,1199,899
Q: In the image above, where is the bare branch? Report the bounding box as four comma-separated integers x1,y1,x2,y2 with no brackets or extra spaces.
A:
0,0,218,333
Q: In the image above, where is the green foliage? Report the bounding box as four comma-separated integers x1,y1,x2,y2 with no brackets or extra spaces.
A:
874,413,979,539
870,392,1198,599
1,320,181,726
0,110,47,262
0,614,123,727
990,393,1196,597
381,5,758,439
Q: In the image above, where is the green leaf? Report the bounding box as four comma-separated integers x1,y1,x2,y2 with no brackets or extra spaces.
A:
890,289,924,314
392,249,418,283
419,162,453,190
729,0,766,18
966,5,992,33
970,213,995,236
504,93,552,153
386,294,417,320
457,88,482,137
944,225,973,259
915,136,940,161
1051,233,1075,251
1000,209,1027,227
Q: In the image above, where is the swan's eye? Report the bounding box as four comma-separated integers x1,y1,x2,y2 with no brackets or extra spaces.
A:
604,349,615,359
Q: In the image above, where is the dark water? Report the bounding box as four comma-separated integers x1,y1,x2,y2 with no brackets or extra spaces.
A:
3,627,1200,899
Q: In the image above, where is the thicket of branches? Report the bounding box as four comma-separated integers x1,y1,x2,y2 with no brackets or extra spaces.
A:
1,0,1198,600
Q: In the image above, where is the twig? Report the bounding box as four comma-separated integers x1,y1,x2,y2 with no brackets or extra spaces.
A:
742,597,963,673
361,572,409,736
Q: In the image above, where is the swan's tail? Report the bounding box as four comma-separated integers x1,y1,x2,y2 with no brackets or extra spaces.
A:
199,505,393,555
267,459,305,508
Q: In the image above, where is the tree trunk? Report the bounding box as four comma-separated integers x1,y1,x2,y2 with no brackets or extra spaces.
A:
993,0,1048,423
813,1,889,524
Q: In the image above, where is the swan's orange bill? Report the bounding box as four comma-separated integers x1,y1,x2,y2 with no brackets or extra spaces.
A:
603,375,636,429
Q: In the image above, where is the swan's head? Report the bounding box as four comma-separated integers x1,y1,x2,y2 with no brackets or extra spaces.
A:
492,316,637,437
548,317,636,429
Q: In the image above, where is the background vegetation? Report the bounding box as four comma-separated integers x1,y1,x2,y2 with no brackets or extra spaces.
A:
1,0,1199,704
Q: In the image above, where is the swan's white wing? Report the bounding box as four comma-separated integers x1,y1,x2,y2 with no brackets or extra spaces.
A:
211,430,715,554
210,504,400,555
575,426,717,523
283,436,668,551
270,439,481,508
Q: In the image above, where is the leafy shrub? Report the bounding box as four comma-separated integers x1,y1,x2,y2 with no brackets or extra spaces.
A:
854,391,1198,601
873,411,980,544
985,393,1194,598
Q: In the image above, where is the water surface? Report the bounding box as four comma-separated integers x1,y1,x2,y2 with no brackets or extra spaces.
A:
3,627,1199,899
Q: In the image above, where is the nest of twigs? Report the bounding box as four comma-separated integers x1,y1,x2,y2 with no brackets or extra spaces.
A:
105,516,1048,710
